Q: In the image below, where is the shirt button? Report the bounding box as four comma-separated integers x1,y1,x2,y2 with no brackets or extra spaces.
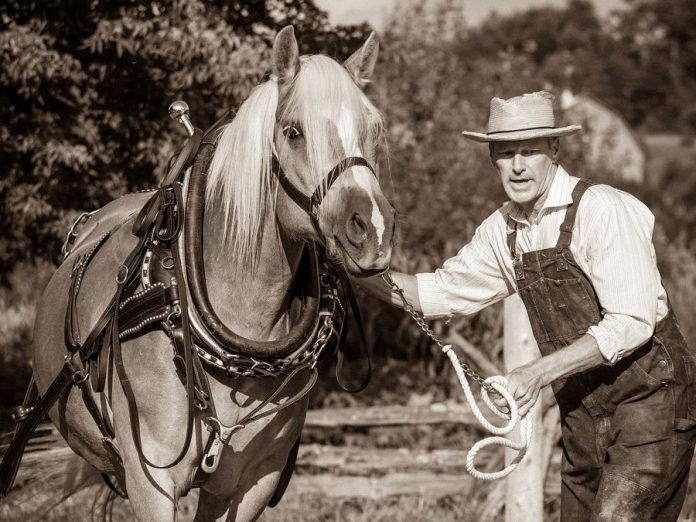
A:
658,360,667,368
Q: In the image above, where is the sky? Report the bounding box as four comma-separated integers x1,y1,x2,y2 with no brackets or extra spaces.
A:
314,0,628,30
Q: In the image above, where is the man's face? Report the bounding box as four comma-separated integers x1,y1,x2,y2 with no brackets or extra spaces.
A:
490,137,559,211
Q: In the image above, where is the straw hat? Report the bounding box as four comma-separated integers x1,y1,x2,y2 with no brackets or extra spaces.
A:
461,91,582,142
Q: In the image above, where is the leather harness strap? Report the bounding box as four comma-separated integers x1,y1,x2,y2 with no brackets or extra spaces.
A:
335,269,372,393
198,364,318,475
112,182,200,470
0,226,147,495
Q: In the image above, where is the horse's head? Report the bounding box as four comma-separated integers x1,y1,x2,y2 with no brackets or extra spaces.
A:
270,26,395,277
206,27,395,277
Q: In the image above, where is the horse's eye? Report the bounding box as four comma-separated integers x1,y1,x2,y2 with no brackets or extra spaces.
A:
283,125,303,140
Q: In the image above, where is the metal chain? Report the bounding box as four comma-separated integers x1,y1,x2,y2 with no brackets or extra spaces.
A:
194,265,344,378
380,270,496,394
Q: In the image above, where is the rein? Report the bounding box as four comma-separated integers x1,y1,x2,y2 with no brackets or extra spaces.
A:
381,271,533,480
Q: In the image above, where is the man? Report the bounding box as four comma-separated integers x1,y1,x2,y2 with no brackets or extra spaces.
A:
359,91,696,520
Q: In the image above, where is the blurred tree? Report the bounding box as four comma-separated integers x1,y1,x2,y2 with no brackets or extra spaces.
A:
0,0,370,279
617,0,696,131
372,0,696,364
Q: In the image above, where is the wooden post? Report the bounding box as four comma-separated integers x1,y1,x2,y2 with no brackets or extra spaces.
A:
503,294,544,522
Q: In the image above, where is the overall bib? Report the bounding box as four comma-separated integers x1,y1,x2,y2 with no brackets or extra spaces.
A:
508,180,696,521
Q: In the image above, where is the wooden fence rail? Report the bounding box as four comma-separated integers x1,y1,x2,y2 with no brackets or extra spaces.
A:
2,402,562,506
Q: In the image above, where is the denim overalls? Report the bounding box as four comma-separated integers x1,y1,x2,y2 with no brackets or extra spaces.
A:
508,180,696,521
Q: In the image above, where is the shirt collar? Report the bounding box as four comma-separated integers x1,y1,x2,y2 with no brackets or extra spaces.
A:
507,165,573,225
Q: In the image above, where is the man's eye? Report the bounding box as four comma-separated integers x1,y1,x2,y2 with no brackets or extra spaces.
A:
283,125,303,140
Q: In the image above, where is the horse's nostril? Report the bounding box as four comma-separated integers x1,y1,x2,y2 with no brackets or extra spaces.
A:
352,213,367,234
346,213,368,248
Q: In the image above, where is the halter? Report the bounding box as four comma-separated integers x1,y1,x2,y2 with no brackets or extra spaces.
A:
272,155,376,237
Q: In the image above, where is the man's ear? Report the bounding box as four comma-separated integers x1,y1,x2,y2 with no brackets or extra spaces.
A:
550,137,561,161
272,26,300,85
344,32,379,88
489,142,497,164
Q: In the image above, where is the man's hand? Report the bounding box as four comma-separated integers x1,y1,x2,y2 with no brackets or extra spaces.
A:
504,365,544,417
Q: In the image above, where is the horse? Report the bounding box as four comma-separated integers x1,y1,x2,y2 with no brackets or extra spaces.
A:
27,26,395,521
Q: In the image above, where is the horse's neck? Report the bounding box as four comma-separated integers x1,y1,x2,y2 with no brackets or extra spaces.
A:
202,210,303,341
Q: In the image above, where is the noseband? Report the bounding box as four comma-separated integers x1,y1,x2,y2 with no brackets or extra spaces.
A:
272,156,376,235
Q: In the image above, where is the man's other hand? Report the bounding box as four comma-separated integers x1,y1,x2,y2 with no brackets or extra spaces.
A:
504,365,543,417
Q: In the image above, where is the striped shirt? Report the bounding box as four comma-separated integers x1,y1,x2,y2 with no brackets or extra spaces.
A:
416,166,668,364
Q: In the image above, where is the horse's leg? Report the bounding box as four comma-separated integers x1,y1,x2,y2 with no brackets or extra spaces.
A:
193,471,282,522
193,490,233,522
225,469,285,522
121,463,179,522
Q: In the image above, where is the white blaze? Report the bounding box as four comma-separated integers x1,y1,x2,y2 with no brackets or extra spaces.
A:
336,104,386,247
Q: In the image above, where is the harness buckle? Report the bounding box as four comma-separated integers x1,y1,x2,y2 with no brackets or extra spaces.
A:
116,265,129,285
11,404,37,424
194,388,209,411
200,418,244,474
64,354,90,385
165,304,182,326
162,186,177,207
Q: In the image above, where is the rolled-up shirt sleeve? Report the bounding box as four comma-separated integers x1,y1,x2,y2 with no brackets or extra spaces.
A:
416,218,511,320
583,189,659,364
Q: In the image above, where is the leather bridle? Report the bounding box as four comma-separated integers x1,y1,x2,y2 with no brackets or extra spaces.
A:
271,155,376,238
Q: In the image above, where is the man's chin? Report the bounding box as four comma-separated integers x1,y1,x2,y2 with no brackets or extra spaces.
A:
507,193,537,207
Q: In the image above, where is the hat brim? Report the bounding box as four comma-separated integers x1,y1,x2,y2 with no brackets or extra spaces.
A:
461,125,582,143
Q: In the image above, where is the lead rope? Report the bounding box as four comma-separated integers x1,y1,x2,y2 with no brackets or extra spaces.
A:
380,271,533,480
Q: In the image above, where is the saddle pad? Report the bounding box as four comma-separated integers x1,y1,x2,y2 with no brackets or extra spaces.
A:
66,191,156,260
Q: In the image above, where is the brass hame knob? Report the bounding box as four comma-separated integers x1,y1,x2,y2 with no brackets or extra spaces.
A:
168,100,195,136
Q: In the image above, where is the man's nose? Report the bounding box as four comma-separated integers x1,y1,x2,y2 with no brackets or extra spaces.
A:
512,153,524,174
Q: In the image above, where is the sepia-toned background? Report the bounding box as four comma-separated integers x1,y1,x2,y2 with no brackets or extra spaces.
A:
2,0,696,519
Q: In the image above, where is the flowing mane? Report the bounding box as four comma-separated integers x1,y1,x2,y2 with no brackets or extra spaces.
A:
205,54,384,271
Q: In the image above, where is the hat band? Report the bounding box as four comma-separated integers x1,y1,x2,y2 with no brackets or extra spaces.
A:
487,125,555,135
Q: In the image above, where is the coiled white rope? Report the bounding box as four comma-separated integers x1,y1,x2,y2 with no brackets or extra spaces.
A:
442,345,533,480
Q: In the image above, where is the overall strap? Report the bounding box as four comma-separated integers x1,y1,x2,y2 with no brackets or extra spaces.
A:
506,215,518,260
556,179,593,251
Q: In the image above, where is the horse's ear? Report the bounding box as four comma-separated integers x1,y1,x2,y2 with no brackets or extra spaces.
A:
272,26,300,85
344,32,379,88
